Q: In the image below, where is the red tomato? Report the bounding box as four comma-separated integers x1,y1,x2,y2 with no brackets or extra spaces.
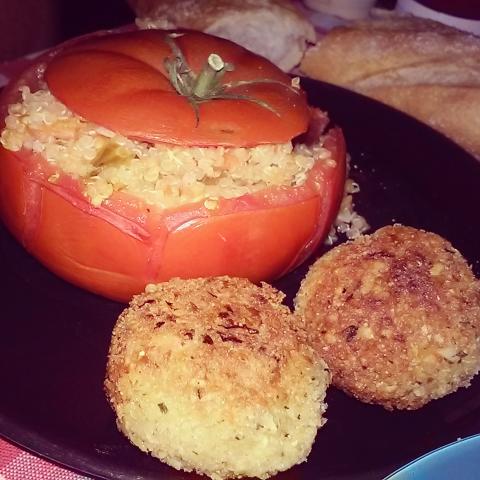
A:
45,30,310,147
0,29,346,302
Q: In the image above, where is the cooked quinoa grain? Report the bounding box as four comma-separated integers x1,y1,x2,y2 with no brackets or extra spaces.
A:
105,277,330,479
325,176,369,244
295,225,480,410
0,87,331,208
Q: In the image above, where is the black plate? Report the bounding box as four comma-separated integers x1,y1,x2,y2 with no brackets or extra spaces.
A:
1,79,479,480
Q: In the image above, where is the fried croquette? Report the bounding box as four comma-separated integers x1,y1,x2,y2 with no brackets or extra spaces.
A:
295,225,480,410
105,277,330,480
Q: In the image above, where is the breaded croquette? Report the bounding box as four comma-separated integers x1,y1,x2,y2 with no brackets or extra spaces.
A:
295,225,480,410
105,276,330,479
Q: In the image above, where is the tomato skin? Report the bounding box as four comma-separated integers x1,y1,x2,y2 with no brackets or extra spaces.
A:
0,29,346,302
0,127,345,302
44,30,310,147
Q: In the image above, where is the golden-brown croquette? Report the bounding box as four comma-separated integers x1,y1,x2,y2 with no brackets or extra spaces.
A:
295,225,480,410
105,276,330,479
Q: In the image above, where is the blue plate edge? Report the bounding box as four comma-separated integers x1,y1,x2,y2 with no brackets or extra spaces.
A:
384,433,480,479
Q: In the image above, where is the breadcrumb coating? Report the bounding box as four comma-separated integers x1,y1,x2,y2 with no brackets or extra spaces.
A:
106,277,330,479
295,225,480,410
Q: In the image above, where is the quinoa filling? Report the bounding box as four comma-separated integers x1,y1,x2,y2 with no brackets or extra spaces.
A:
0,87,336,209
1,86,369,240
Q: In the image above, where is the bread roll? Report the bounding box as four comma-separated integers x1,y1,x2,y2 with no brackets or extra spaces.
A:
300,15,480,159
128,0,315,71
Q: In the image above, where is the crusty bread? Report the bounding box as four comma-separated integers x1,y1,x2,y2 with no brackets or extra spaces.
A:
106,277,330,479
300,15,480,159
128,0,315,71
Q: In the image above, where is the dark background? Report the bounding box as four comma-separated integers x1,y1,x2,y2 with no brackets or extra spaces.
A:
0,0,134,61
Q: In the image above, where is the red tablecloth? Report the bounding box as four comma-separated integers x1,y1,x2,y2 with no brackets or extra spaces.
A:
0,438,91,479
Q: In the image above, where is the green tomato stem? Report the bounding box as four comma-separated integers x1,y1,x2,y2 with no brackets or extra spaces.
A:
193,54,226,98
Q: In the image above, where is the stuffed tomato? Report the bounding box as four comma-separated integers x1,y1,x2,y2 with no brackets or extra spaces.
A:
0,29,346,302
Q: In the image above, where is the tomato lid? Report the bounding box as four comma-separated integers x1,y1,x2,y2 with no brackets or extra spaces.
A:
44,30,310,147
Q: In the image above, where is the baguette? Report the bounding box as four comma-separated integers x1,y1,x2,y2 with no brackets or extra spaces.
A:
128,0,315,71
300,15,480,158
